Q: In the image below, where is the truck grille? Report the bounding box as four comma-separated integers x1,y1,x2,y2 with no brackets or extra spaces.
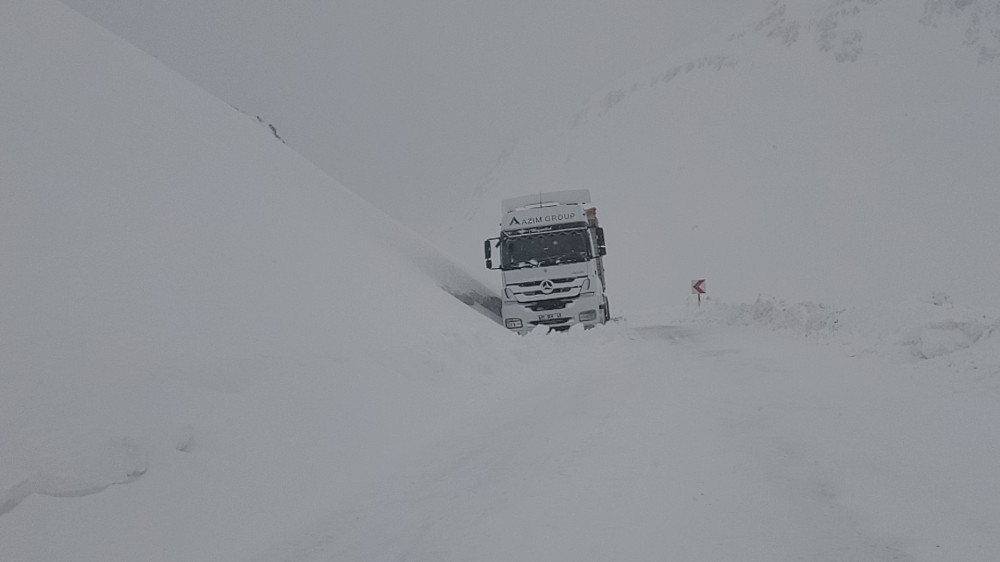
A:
517,277,575,287
508,277,587,303
528,299,569,312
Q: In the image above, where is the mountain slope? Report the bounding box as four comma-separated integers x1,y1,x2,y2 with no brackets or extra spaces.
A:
436,0,1000,313
58,0,772,228
1,1,498,558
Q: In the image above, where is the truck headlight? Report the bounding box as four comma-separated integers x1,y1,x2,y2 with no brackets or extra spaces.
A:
505,318,523,329
578,310,597,322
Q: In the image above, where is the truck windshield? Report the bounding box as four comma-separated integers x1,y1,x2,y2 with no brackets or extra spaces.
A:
502,228,590,269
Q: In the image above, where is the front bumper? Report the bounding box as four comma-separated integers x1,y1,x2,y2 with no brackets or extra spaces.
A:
502,292,604,335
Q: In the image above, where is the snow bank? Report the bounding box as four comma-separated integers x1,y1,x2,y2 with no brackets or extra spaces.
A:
683,292,1000,370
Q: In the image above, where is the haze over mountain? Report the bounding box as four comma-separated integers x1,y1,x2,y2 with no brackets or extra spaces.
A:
3,1,1000,560
60,0,769,226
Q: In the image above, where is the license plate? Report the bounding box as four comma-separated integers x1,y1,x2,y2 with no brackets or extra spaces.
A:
539,312,562,321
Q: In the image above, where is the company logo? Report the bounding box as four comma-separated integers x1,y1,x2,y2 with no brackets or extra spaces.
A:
540,280,555,294
508,212,577,227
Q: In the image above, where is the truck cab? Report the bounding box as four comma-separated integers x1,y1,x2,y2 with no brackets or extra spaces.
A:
484,190,609,334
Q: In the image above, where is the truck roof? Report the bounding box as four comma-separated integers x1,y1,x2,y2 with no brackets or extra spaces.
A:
501,189,591,214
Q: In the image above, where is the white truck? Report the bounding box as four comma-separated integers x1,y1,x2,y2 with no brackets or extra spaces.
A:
484,189,609,334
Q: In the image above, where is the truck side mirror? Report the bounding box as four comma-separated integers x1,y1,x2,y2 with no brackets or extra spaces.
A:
484,239,497,269
595,227,606,247
598,246,607,256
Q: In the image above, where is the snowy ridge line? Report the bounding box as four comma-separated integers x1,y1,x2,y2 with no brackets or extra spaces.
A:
685,293,1000,365
755,0,1000,62
568,54,737,128
920,0,1000,62
569,0,998,129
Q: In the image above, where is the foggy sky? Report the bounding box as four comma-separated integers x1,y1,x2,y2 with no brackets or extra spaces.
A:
61,0,765,225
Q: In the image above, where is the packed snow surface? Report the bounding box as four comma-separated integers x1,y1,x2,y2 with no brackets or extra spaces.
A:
2,0,1000,560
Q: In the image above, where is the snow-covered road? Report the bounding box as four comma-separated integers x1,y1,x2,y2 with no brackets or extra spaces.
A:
253,318,1000,561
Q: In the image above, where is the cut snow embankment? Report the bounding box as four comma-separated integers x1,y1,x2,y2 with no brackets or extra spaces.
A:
1,1,499,558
